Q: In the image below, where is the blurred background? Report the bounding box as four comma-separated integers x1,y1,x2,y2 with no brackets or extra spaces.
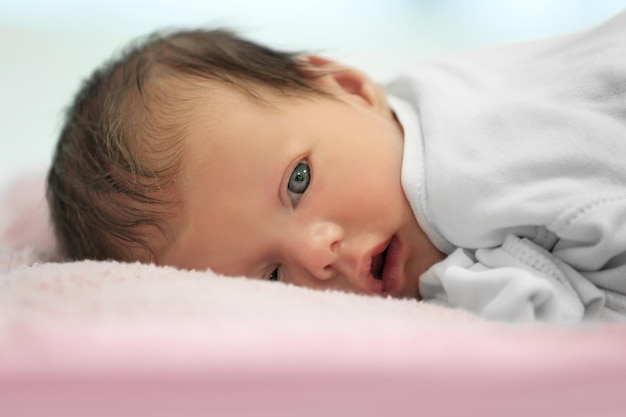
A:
1,0,624,183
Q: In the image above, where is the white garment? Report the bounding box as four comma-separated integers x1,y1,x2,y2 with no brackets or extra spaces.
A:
387,11,626,324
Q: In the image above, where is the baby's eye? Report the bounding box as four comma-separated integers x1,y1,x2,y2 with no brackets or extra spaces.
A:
268,268,280,282
287,161,311,207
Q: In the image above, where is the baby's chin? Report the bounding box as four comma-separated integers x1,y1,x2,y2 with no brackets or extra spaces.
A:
401,258,437,301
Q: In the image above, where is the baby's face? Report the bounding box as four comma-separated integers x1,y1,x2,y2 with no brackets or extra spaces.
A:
161,67,444,299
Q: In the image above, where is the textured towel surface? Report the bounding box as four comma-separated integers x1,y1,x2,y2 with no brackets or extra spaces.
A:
2,172,626,417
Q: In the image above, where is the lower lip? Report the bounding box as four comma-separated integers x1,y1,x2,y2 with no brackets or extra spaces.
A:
381,236,404,296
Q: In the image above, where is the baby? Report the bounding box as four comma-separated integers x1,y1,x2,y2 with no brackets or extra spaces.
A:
47,11,626,324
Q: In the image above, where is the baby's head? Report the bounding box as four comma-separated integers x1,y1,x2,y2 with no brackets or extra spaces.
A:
48,29,444,299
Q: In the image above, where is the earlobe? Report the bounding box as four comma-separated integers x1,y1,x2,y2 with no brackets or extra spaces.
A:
297,55,388,114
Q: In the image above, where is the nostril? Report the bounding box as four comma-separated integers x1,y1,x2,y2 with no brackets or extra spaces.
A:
322,265,333,279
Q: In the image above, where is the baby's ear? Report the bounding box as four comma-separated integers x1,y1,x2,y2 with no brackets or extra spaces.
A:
296,55,388,113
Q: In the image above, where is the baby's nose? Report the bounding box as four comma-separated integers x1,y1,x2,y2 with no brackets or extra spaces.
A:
295,221,343,281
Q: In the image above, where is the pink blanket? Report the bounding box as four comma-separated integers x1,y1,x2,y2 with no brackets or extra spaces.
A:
2,173,625,417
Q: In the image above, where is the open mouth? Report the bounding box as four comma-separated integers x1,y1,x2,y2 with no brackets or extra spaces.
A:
368,236,403,296
370,245,389,281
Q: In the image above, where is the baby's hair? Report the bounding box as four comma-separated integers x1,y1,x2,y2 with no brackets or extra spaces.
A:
47,28,328,263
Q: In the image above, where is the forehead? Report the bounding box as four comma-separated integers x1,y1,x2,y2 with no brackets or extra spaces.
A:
181,84,289,177
179,81,331,167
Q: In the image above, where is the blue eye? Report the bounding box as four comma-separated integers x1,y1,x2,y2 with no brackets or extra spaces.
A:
287,161,311,206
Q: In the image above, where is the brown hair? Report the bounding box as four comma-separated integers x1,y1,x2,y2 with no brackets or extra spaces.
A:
47,29,327,263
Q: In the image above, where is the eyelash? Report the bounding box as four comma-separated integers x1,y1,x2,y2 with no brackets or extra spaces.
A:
269,269,279,282
268,160,312,282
